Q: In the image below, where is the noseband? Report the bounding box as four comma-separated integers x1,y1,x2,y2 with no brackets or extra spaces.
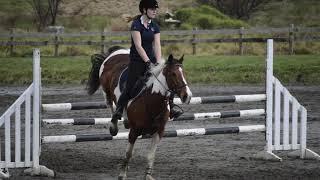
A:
169,82,187,96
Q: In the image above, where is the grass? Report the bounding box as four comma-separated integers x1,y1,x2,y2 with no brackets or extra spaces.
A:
0,55,319,86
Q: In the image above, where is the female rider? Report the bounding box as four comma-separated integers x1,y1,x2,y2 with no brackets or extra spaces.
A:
110,0,182,136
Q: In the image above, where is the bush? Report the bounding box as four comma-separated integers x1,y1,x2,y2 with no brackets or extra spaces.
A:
175,5,247,29
176,8,193,22
195,5,227,19
197,17,214,29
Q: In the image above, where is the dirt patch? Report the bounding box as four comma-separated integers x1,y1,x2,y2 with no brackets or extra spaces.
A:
1,85,319,179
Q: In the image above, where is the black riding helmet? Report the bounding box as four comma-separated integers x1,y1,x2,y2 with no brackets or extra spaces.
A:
139,0,159,14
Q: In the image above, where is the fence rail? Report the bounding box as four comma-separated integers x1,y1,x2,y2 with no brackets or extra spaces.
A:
1,25,319,56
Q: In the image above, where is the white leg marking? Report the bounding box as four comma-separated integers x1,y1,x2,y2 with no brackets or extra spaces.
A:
147,133,160,172
119,143,135,179
126,143,134,159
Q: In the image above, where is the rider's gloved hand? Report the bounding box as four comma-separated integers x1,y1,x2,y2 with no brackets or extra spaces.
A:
144,60,152,78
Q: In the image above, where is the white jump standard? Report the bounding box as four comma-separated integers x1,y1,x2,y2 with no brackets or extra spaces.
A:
0,49,55,178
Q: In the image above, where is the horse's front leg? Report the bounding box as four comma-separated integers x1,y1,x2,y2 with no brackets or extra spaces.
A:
145,132,160,180
118,129,137,180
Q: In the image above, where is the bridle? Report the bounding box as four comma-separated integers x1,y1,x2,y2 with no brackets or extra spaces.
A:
151,62,186,115
152,63,187,97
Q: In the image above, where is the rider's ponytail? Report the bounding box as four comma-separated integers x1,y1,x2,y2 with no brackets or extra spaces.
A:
123,14,141,23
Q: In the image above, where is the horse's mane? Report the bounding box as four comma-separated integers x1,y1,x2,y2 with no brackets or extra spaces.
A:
145,59,184,96
145,59,166,88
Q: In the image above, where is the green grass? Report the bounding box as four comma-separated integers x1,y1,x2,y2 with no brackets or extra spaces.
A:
0,56,91,85
185,55,320,85
0,55,319,86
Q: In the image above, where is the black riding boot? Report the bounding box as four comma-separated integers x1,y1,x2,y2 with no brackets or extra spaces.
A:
169,94,183,119
110,91,129,136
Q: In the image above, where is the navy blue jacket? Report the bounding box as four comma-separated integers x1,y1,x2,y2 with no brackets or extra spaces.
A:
129,16,160,63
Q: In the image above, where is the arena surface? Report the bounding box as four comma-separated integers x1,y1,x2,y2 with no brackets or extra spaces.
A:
0,85,319,179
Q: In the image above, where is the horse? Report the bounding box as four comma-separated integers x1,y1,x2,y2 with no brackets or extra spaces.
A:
87,46,192,179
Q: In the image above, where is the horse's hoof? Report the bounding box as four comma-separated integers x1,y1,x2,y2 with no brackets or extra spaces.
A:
109,125,118,136
123,119,129,129
118,175,126,180
145,174,155,180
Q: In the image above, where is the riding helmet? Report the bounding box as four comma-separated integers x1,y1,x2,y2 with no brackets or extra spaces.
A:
139,0,159,14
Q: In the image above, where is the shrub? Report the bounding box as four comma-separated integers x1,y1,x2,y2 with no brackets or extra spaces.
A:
175,5,247,29
197,17,214,29
176,8,193,22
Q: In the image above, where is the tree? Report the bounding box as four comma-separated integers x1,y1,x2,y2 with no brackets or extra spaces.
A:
198,0,266,19
48,0,61,26
0,0,31,28
28,0,62,31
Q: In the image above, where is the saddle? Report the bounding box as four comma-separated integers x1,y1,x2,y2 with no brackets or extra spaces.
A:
118,68,148,100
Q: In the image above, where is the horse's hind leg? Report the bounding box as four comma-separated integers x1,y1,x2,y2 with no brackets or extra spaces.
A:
145,133,160,180
118,129,138,180
103,92,114,113
103,92,119,131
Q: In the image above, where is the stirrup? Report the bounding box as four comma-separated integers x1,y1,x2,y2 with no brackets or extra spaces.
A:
112,112,122,121
112,108,123,121
170,109,183,119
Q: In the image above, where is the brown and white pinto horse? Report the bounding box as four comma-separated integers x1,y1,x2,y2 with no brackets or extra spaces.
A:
87,46,192,180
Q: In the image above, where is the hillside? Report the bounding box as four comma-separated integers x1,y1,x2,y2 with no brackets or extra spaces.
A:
250,0,320,27
0,0,319,32
59,0,196,17
57,0,320,28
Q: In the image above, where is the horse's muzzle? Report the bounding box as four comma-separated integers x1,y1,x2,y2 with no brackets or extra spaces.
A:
179,86,192,104
182,93,192,104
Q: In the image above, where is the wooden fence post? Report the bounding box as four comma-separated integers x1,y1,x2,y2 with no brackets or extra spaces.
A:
239,27,244,55
289,24,295,55
9,29,15,56
101,29,106,54
192,28,197,55
54,32,59,57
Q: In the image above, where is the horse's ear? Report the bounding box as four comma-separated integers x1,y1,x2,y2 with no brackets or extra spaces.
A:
168,54,174,63
179,54,184,63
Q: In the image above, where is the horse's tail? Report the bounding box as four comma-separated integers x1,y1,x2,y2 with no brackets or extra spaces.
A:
86,53,106,95
86,46,126,95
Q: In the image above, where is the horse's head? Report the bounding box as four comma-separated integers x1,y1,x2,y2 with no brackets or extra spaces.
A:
163,54,192,104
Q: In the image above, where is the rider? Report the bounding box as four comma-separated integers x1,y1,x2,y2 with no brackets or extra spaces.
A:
110,0,183,136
